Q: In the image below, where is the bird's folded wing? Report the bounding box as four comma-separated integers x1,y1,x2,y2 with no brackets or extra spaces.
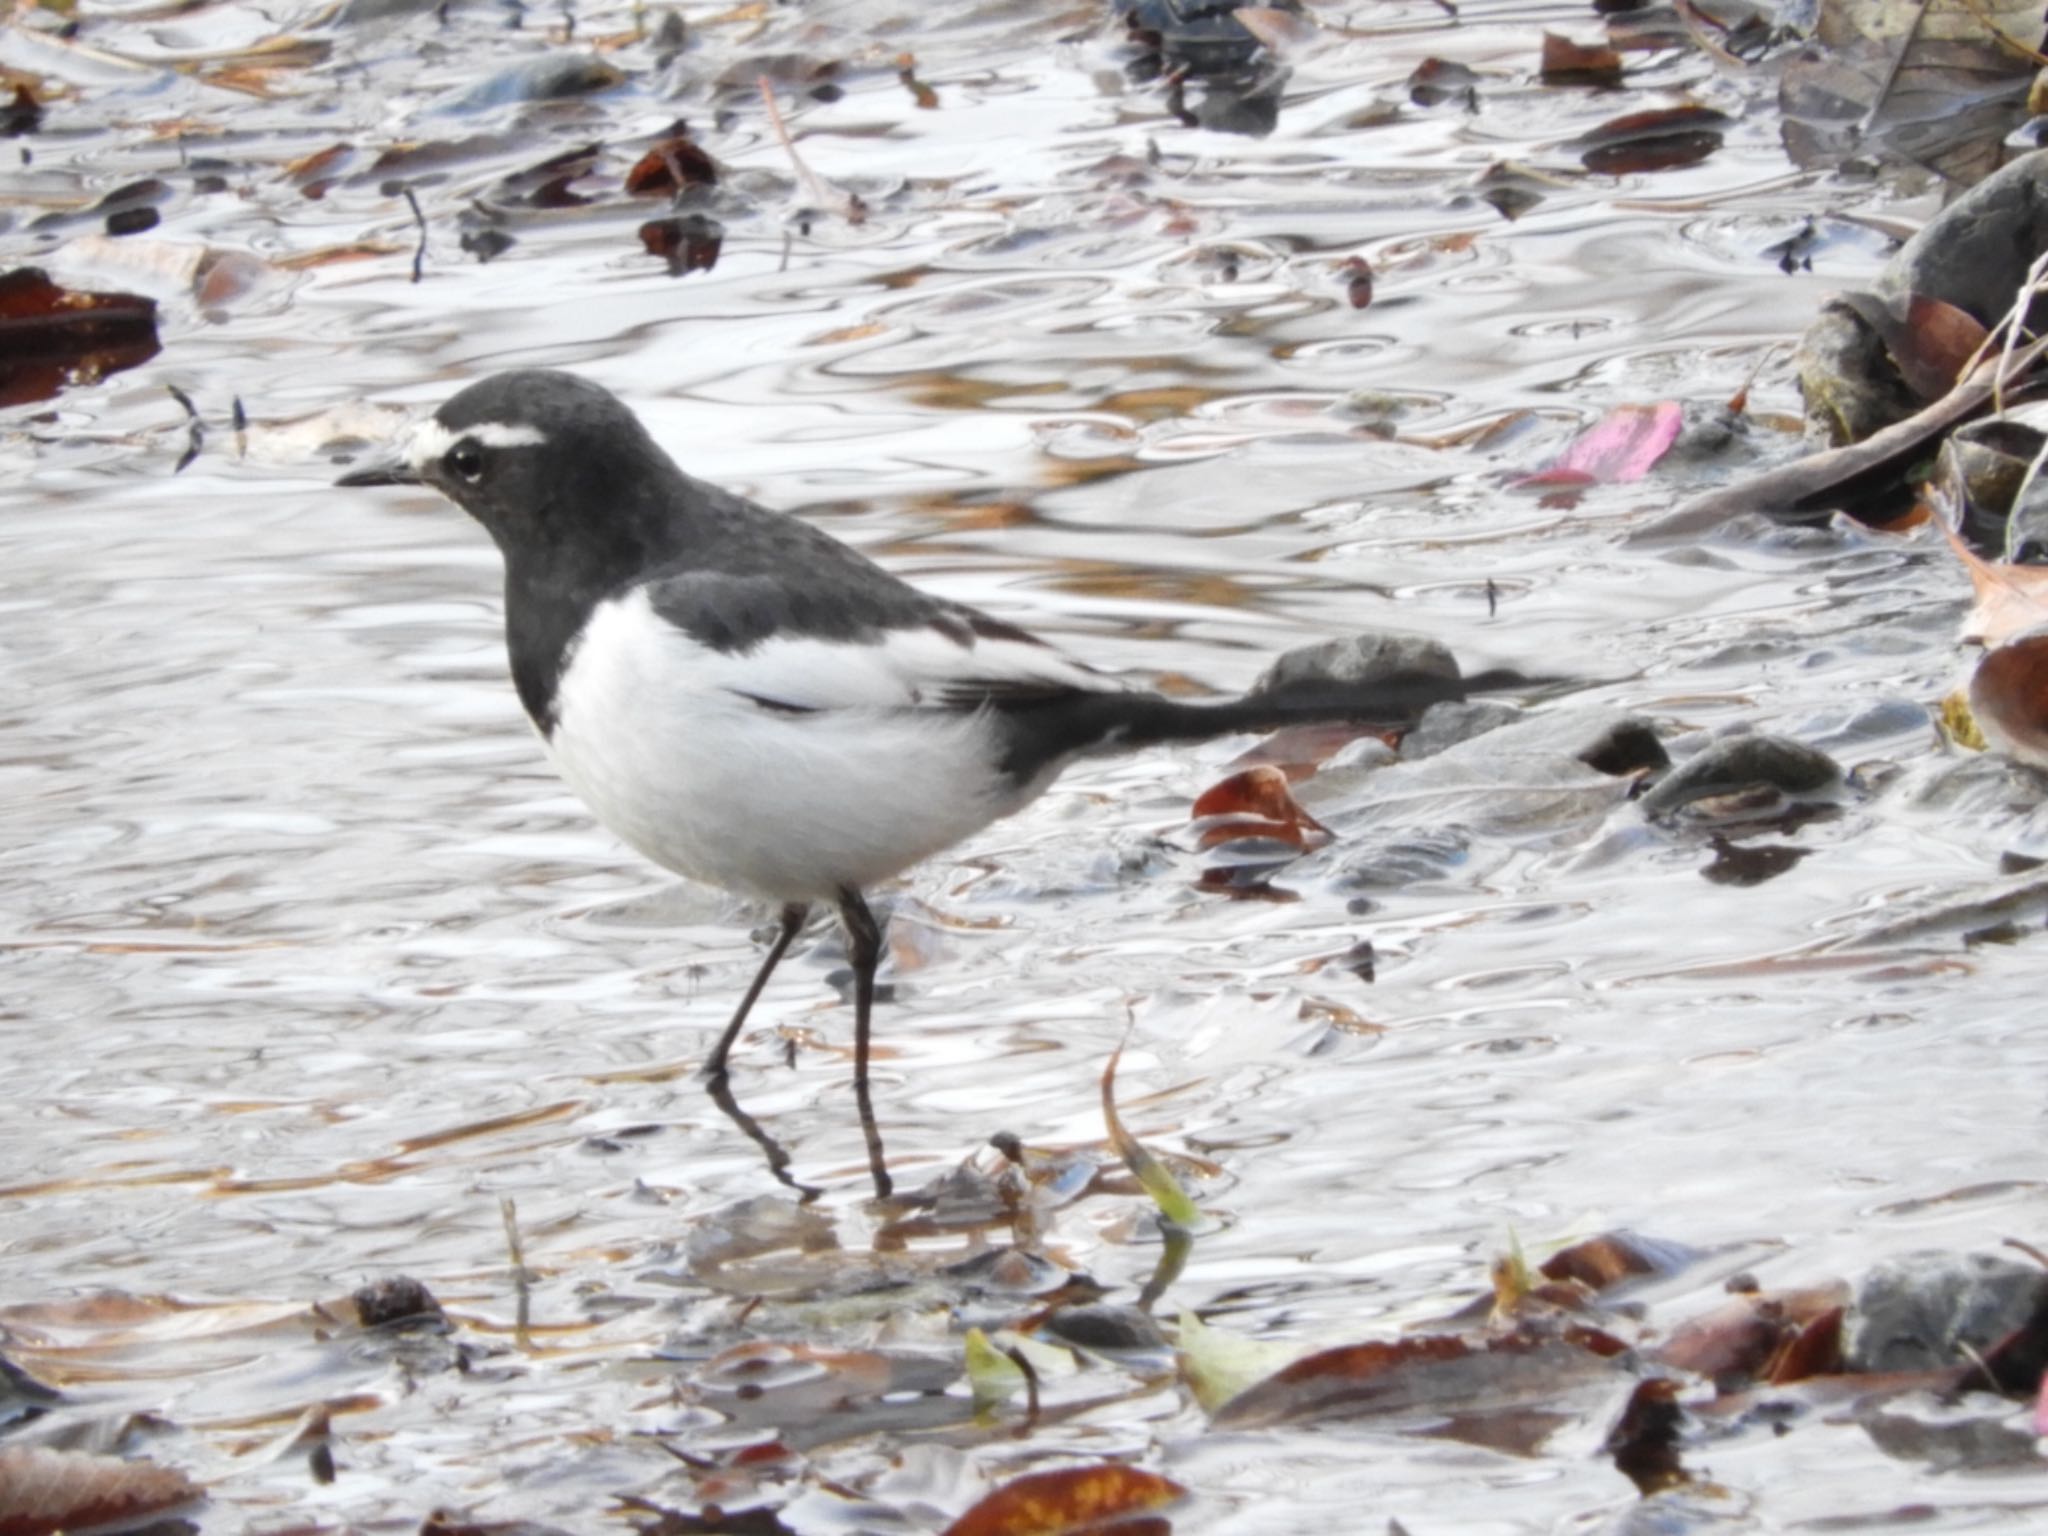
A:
645,570,1114,713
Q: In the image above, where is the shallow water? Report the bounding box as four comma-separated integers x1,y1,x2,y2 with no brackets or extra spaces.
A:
6,0,2048,1528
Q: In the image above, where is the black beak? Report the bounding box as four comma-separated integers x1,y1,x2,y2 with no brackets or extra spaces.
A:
335,455,421,488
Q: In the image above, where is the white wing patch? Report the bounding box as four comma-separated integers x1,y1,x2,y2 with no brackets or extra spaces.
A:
695,610,1119,714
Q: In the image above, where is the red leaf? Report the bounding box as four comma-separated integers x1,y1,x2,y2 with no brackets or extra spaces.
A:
1189,766,1333,851
0,267,160,408
942,1465,1186,1536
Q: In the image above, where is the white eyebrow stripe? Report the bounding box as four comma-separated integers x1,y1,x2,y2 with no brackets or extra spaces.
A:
402,418,548,470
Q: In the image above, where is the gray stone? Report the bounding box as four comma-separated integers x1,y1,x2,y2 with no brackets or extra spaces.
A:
1845,1251,2048,1374
1251,630,1458,697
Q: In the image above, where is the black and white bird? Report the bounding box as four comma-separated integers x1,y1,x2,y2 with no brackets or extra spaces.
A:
338,370,1526,1197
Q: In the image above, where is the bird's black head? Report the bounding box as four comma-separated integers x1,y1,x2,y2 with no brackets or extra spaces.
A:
337,369,682,576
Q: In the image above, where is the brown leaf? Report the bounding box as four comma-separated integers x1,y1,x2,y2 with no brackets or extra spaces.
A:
1654,1284,1850,1382
1763,1304,1843,1384
1938,510,2048,647
0,267,159,408
1189,766,1332,852
1540,1231,1696,1293
625,124,719,195
1339,254,1373,309
283,141,352,195
1902,294,1991,396
897,54,938,110
1540,32,1624,85
1213,1331,1616,1430
0,1445,202,1536
1605,1377,1689,1495
941,1465,1186,1536
1576,105,1728,173
1969,632,2048,768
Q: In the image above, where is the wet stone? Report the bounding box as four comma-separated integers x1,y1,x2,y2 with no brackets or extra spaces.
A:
1252,630,1460,697
1403,699,1525,760
352,1275,446,1329
1638,733,1841,820
1332,827,1473,889
1844,1250,2048,1374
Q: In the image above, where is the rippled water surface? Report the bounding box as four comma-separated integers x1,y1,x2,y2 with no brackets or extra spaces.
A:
6,0,2048,1528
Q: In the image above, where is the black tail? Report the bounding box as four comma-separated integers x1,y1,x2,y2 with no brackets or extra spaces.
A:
992,667,1546,785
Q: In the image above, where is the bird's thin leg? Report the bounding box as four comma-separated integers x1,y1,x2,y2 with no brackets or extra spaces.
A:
835,887,893,1199
703,902,808,1079
703,1070,823,1201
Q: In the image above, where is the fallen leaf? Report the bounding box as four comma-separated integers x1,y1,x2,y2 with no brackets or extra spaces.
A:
1213,1330,1616,1432
1540,32,1624,86
1605,1377,1689,1494
1519,402,1683,487
1177,1310,1314,1413
1654,1284,1851,1382
1936,512,2048,647
1189,765,1333,851
625,123,719,195
1540,1232,1701,1293
1969,632,2048,767
0,1445,202,1536
1339,254,1373,309
0,266,159,407
942,1465,1186,1536
1764,1304,1843,1384
1576,104,1728,173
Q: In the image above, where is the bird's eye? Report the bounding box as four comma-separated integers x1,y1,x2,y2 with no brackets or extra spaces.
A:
448,442,485,482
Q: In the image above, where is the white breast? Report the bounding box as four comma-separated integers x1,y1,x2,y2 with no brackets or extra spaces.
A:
543,590,1055,902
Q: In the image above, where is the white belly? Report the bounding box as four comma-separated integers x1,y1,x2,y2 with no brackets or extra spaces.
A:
543,593,1040,902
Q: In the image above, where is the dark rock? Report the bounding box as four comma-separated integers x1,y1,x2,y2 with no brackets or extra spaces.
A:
1639,733,1841,819
1041,1303,1168,1353
1798,150,2048,444
353,1275,447,1329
